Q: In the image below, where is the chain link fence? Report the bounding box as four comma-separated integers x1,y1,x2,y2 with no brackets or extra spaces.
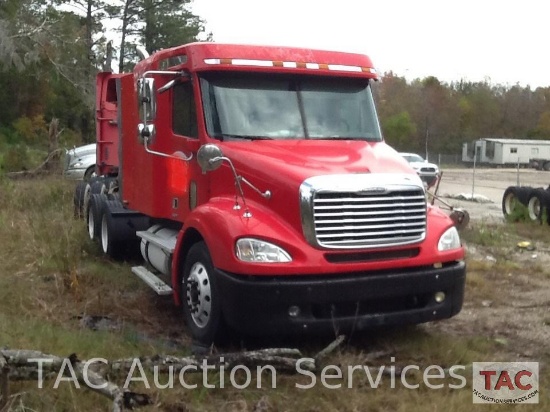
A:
426,153,463,167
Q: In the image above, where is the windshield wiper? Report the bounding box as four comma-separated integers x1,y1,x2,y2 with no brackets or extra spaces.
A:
319,136,380,141
215,133,273,141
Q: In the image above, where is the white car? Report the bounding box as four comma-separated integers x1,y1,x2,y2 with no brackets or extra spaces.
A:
399,152,439,188
64,143,97,180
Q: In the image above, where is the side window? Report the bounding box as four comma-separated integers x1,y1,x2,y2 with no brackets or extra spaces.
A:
173,82,198,138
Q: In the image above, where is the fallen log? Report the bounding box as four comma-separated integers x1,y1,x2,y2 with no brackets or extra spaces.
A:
0,354,8,410
0,349,150,412
6,148,64,179
0,336,345,411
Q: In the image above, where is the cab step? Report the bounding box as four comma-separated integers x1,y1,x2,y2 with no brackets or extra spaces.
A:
132,266,173,295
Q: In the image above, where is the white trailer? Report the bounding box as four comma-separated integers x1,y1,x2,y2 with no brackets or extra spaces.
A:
462,138,550,168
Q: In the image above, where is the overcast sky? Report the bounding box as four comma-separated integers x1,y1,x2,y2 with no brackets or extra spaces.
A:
191,0,549,89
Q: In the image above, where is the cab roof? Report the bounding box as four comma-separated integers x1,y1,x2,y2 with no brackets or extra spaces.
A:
135,42,377,79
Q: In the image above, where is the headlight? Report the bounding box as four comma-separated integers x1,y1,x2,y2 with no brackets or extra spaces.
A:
236,238,292,263
438,226,461,251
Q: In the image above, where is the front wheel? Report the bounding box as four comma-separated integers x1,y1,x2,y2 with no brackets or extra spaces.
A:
84,165,97,181
181,242,225,344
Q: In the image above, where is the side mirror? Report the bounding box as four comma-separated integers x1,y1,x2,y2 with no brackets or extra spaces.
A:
197,144,224,172
138,77,157,122
138,123,156,144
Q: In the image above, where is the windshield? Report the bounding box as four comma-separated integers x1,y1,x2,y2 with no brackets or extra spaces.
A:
402,154,425,163
200,73,382,141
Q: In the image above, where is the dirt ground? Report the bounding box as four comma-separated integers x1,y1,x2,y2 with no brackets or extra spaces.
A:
427,167,550,363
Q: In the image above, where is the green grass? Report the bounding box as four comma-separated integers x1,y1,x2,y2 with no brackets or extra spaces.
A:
0,176,548,411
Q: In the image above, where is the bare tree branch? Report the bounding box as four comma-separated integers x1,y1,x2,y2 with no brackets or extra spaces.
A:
9,18,50,39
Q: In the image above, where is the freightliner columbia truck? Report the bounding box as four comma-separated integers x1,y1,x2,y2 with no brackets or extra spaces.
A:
74,42,466,344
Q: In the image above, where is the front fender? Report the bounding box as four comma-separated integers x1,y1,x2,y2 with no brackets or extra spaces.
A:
426,204,466,260
182,197,309,275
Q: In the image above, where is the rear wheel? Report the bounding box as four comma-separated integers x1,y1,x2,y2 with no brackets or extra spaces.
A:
82,182,92,220
101,210,122,259
99,197,145,260
90,179,108,195
87,194,105,241
181,242,225,344
73,181,87,218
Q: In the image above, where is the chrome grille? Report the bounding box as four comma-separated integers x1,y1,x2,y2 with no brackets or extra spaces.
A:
64,150,72,171
300,174,427,249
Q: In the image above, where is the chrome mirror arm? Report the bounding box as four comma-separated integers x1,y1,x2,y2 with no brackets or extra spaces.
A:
210,156,252,218
144,135,193,161
239,176,271,199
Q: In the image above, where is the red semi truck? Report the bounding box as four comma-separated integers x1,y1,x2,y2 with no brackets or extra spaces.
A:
75,42,466,344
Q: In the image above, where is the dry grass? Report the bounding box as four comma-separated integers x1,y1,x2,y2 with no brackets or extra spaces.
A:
0,176,548,411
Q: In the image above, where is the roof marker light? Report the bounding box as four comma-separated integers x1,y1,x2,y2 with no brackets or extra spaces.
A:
232,59,273,67
328,64,362,72
202,58,375,75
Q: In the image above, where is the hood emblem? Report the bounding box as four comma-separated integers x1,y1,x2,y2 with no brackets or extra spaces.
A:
358,187,388,195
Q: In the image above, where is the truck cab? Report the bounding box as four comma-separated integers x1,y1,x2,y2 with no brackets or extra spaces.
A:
82,43,466,344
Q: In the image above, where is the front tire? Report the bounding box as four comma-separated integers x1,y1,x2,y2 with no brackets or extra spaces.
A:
181,242,225,344
84,165,97,181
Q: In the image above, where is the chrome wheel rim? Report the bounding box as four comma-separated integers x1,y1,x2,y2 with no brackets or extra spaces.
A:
87,208,95,239
185,262,212,328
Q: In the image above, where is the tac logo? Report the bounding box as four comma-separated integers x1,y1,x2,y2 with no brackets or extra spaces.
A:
472,362,539,404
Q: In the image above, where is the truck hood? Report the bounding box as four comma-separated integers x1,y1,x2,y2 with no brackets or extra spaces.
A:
222,140,415,183
212,139,425,248
408,161,439,170
67,143,97,157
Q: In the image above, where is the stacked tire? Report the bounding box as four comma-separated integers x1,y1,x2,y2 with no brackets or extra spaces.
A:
527,188,550,223
502,185,550,223
502,186,531,217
